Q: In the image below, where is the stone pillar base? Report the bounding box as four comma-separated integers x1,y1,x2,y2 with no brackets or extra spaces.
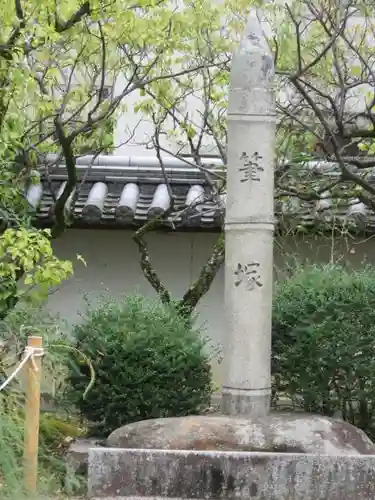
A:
221,388,271,418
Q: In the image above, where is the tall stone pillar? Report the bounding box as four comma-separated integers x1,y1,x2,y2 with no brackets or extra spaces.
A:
221,10,276,417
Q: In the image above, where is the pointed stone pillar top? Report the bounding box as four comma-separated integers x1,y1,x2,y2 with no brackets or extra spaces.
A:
229,9,274,102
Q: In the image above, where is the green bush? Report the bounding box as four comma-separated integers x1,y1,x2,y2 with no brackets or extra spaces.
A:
0,401,81,499
67,295,213,436
39,414,84,454
0,396,25,498
0,305,75,411
0,305,87,498
272,263,375,439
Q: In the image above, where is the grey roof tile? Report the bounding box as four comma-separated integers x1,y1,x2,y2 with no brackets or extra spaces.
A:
28,160,375,232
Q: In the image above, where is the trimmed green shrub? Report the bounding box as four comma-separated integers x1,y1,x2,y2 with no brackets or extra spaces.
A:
272,263,375,439
67,295,213,436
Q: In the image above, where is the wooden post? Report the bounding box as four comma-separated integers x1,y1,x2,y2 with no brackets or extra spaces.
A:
23,336,43,495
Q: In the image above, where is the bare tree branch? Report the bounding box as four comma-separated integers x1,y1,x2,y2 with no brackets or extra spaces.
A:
51,116,77,238
133,218,172,305
179,234,224,316
55,2,91,33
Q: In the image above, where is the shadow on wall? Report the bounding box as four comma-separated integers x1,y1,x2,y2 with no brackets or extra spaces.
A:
274,232,375,281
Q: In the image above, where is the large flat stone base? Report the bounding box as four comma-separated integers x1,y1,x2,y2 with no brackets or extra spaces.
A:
88,448,375,499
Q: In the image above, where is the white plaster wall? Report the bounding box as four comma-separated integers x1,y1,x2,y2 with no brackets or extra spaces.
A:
48,229,225,381
114,72,216,157
47,228,375,384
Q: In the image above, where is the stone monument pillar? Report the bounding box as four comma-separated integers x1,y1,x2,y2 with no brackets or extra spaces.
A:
221,10,276,417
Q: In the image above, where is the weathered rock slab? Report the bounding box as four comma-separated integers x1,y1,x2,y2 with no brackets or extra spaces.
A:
66,438,103,475
88,448,375,499
107,413,375,455
65,438,102,494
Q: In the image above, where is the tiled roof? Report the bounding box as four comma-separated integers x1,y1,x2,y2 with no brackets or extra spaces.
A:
29,159,226,230
28,155,375,232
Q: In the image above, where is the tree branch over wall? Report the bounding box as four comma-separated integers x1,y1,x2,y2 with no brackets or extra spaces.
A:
131,0,375,315
133,219,172,305
179,234,224,316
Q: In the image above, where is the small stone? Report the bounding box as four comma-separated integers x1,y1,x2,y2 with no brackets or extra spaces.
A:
65,437,102,494
66,438,102,475
107,413,375,455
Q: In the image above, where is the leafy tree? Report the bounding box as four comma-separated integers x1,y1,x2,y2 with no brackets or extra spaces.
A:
130,0,375,314
0,0,225,317
4,0,372,318
0,227,73,319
